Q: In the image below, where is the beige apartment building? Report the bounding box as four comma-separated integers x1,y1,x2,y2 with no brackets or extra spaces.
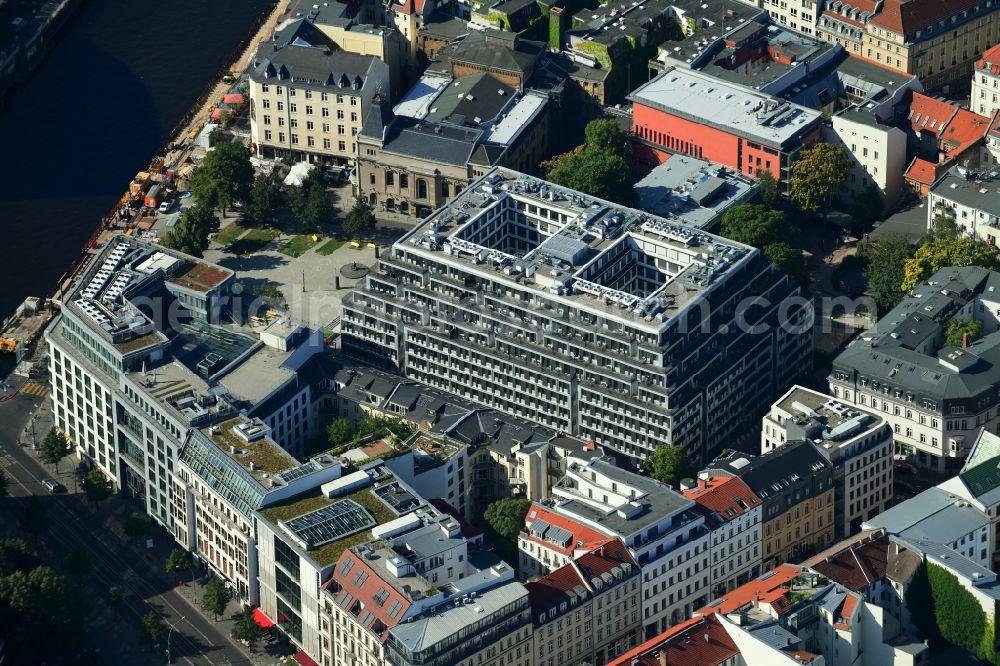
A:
762,385,894,538
757,0,819,35
249,37,389,165
864,0,1000,92
526,540,642,666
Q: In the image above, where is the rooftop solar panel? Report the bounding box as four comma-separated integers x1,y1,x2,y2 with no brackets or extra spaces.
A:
284,499,376,549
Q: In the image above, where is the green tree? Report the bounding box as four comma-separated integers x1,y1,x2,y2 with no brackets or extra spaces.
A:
641,445,697,487
906,560,995,660
124,512,151,544
763,242,805,285
756,170,779,207
302,180,334,230
0,565,86,662
246,173,282,225
163,203,217,258
945,319,984,348
0,538,39,576
546,147,637,206
39,427,71,472
202,576,233,622
165,547,194,585
483,498,532,543
902,235,1000,292
790,142,851,213
140,610,162,650
107,585,123,611
924,215,962,243
849,185,884,235
285,184,307,221
720,204,789,248
81,468,114,511
859,235,912,314
0,469,7,499
20,496,48,540
232,607,263,653
327,417,356,446
584,118,630,158
190,140,253,216
342,197,377,239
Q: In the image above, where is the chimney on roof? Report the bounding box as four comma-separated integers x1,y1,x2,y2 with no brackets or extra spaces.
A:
657,649,668,666
704,633,710,643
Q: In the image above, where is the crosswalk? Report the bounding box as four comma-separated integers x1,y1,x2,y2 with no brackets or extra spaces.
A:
19,381,48,398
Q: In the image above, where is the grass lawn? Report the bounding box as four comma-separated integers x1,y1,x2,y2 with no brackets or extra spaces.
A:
279,235,316,258
316,237,345,256
229,228,279,255
214,223,245,245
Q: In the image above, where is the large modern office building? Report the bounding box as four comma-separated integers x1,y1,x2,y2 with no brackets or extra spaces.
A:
341,167,812,465
46,236,323,527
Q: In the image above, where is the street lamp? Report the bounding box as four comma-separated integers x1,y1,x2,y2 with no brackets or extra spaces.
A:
166,616,185,664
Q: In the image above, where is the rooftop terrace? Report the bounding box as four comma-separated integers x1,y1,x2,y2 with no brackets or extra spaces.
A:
209,417,299,478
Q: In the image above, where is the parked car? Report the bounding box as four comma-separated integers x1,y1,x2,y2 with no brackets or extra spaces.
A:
41,478,65,493
894,461,912,475
158,198,175,213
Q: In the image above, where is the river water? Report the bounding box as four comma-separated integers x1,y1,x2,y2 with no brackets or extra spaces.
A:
0,0,273,321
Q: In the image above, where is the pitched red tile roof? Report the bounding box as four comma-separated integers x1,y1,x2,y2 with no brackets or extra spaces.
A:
906,92,958,137
607,614,739,666
696,564,802,617
871,0,980,35
682,476,761,525
904,157,940,186
526,539,637,624
522,502,608,556
940,108,991,159
979,43,1000,75
331,550,411,642
835,593,859,629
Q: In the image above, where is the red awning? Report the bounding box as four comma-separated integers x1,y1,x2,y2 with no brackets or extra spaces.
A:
292,650,320,666
252,608,275,629
211,108,223,121
223,93,245,105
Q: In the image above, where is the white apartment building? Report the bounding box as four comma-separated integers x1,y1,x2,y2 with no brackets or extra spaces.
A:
757,0,819,34
171,421,340,605
763,385,893,538
680,475,762,597
928,166,1000,244
830,265,1000,471
973,43,1000,118
249,26,390,165
518,501,613,578
342,167,812,468
539,457,712,639
827,106,906,212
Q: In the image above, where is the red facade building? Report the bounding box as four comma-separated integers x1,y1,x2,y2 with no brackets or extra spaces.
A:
629,68,823,186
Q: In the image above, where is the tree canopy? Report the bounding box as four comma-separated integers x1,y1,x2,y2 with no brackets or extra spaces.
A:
483,498,531,543
641,445,697,487
342,197,378,239
945,319,984,348
165,548,192,582
202,576,232,622
191,140,254,215
584,118,630,157
0,559,85,662
849,185,884,236
232,607,264,653
327,417,356,446
81,468,114,511
901,236,1000,292
245,173,282,225
790,142,851,213
19,497,48,540
163,203,217,258
720,204,789,248
124,512,151,542
140,610,162,650
763,242,805,285
544,118,637,206
756,170,779,207
547,147,637,206
859,235,913,314
39,427,71,471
